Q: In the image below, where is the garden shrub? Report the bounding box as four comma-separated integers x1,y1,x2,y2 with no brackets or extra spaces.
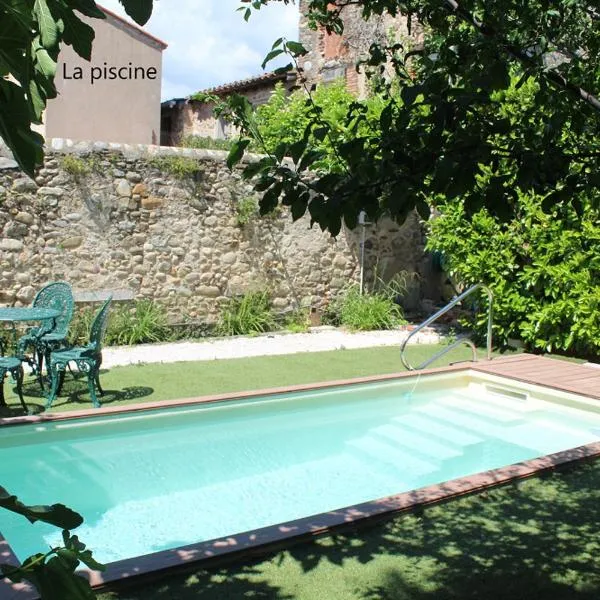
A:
281,308,311,333
107,300,170,346
68,306,96,345
181,135,234,151
149,155,203,179
216,290,276,336
254,81,384,172
427,193,600,358
69,300,171,346
332,284,406,331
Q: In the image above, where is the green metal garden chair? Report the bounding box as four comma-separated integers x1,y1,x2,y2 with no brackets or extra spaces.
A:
46,296,112,409
17,282,74,387
0,338,26,412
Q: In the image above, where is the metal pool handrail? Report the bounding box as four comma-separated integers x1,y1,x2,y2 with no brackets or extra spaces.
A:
400,283,493,371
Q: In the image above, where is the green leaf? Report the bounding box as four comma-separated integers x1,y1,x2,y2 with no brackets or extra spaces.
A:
379,104,393,131
260,182,283,214
401,85,420,107
62,12,95,60
273,63,293,75
33,44,57,78
226,138,251,169
72,0,106,19
285,40,307,56
77,550,105,572
34,0,58,49
0,79,44,176
261,48,284,69
289,139,307,164
37,555,97,600
0,485,83,529
242,157,272,179
312,126,328,142
254,175,275,192
118,0,154,25
29,79,46,120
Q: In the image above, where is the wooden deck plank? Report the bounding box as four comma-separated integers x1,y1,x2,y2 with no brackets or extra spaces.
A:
474,354,600,400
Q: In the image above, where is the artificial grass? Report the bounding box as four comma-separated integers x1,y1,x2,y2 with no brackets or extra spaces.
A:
97,458,600,600
2,343,496,415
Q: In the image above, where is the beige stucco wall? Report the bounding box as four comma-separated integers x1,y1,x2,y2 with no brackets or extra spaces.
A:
44,13,164,145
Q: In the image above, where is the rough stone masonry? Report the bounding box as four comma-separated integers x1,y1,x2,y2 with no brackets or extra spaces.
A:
0,139,427,322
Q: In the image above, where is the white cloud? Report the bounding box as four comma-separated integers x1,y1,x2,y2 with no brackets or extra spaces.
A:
98,0,299,100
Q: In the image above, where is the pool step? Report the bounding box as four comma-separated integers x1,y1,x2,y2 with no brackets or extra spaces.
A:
392,413,483,448
473,390,541,413
346,435,440,479
371,424,462,462
438,394,525,424
415,403,505,438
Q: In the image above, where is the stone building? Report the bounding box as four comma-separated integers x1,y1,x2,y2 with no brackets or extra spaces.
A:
298,0,420,97
160,71,297,146
41,5,167,145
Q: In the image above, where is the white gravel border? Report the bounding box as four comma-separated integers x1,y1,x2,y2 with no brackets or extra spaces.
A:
102,327,444,369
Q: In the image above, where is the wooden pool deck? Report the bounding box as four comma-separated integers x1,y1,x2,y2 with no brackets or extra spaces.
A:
471,354,600,399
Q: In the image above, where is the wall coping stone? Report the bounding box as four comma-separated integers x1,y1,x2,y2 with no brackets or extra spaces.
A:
47,137,266,165
73,289,135,302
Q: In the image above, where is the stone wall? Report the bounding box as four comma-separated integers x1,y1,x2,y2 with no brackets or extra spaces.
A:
0,139,429,322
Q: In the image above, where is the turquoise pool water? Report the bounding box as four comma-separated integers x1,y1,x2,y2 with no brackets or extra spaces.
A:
2,377,600,563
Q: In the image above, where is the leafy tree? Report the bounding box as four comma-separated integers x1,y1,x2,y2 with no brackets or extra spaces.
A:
254,80,385,172
0,0,153,176
225,1,600,235
427,190,600,358
2,0,600,234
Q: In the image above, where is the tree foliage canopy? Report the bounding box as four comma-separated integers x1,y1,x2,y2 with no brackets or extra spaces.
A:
2,0,600,235
226,0,600,234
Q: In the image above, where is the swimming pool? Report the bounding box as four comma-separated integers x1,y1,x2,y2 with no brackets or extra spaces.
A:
2,365,600,586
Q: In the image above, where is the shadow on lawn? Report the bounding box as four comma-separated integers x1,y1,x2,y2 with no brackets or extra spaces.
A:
100,460,600,600
0,372,153,416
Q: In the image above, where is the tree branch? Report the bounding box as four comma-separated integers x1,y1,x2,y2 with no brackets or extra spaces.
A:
442,0,600,113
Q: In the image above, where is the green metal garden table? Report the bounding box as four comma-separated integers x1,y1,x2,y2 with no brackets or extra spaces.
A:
0,307,61,325
0,306,61,354
0,307,61,402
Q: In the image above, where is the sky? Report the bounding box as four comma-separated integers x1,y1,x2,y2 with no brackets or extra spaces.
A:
99,0,299,101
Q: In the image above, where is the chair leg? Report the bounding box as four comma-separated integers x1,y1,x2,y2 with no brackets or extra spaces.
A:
87,366,101,408
46,362,63,409
95,369,104,397
13,366,27,414
37,348,45,390
56,370,66,395
0,370,6,407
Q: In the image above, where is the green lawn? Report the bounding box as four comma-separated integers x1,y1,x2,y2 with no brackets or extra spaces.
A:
2,343,501,415
97,459,600,600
